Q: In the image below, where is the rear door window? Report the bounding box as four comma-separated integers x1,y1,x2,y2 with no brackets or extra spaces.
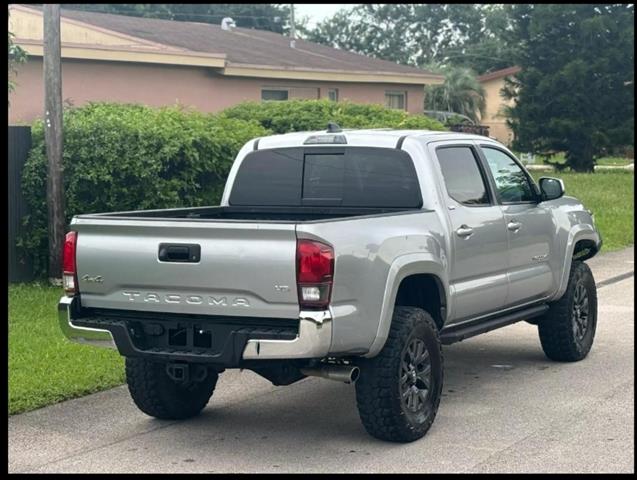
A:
436,146,491,206
229,147,422,208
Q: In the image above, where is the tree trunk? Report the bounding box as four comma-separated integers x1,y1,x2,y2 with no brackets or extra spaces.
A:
566,149,595,173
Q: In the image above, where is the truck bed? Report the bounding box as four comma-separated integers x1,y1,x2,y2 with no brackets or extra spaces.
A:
71,205,426,320
77,205,420,223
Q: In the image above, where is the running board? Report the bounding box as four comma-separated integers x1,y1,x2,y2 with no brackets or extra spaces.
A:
440,304,549,345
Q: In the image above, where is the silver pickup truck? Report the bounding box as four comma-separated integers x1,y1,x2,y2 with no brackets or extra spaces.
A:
58,127,601,442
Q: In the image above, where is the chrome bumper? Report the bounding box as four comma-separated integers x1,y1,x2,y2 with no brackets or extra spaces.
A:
58,296,332,359
242,310,332,359
58,296,117,349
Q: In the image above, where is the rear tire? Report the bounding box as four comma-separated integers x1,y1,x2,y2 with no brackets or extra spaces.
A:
537,261,597,362
355,307,443,443
125,358,218,420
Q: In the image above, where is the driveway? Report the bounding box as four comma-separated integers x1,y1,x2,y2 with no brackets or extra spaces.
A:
9,247,634,473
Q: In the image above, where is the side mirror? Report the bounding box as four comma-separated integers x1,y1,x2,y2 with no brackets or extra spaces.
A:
539,177,565,201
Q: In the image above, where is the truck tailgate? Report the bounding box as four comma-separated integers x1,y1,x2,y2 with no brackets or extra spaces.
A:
73,218,299,319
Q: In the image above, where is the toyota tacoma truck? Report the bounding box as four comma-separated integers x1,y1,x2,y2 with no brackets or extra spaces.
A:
59,127,601,442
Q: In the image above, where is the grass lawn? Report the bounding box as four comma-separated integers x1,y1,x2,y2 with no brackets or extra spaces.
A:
9,283,125,415
530,170,634,252
515,152,633,167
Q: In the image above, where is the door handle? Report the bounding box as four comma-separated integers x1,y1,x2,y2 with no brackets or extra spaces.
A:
507,221,522,232
158,243,201,263
456,225,474,238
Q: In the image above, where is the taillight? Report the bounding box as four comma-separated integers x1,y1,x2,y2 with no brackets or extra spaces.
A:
62,231,78,296
296,239,334,310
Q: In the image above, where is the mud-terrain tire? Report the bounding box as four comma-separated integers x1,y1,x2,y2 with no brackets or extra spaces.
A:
125,358,218,420
538,261,598,362
355,307,443,443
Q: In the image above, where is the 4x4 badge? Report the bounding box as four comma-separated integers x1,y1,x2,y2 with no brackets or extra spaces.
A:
82,274,104,283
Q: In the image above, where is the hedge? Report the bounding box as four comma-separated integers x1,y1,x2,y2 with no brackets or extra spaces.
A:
20,100,446,277
221,99,446,133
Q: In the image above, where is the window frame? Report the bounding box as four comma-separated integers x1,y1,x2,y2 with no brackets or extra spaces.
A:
434,144,496,208
385,90,407,110
477,144,541,205
327,88,339,102
261,88,289,101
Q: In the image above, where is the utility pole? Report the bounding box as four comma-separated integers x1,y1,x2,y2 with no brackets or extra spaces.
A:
43,4,65,285
289,4,296,48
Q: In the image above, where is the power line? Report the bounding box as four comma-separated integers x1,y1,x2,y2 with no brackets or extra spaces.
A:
61,6,288,23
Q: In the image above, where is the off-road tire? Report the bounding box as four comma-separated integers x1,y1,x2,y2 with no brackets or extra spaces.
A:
355,307,443,443
538,260,597,362
125,358,218,420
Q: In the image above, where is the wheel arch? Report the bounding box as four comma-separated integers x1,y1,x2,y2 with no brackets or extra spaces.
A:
551,226,601,302
364,254,449,358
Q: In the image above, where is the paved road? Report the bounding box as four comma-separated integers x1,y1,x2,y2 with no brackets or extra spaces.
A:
9,248,634,473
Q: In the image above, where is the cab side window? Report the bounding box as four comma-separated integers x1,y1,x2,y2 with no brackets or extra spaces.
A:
482,147,536,203
436,146,490,206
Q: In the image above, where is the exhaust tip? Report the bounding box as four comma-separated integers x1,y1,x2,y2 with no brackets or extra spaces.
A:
349,367,360,384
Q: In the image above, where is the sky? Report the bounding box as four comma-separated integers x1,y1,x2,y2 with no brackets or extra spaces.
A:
294,4,359,28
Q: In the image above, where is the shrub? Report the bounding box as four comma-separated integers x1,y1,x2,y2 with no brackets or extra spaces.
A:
20,102,267,276
220,99,446,133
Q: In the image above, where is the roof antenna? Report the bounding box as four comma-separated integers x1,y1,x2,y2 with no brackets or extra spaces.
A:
327,122,342,133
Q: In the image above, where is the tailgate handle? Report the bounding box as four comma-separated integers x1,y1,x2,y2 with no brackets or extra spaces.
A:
158,243,201,263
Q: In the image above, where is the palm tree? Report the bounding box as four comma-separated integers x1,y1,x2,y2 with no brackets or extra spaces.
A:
425,66,486,124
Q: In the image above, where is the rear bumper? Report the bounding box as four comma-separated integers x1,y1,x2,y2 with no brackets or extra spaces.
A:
58,296,117,349
242,310,332,360
58,296,332,364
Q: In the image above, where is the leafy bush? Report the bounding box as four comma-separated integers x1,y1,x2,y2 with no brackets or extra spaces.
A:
220,99,446,133
20,102,267,276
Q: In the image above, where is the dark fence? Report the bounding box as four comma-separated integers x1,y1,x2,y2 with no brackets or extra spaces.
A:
8,126,34,283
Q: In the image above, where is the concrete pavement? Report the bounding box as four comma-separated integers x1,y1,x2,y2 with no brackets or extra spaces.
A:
8,248,634,473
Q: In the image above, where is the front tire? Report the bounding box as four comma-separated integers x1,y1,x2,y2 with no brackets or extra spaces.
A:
355,307,443,443
125,358,218,420
538,261,598,362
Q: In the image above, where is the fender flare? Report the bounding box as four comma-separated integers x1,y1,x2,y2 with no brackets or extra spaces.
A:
551,225,601,302
364,253,449,358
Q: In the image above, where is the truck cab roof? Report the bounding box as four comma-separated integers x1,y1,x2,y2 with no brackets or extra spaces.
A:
255,128,499,151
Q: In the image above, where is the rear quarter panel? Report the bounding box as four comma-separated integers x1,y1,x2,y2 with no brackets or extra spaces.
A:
297,210,447,355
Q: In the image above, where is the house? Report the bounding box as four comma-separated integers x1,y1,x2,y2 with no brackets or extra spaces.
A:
478,66,521,145
8,5,444,124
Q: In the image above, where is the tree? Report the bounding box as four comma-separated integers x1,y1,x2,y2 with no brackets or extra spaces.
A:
304,5,482,68
61,4,291,33
443,5,518,74
8,26,27,97
425,67,486,123
302,4,515,75
504,4,634,172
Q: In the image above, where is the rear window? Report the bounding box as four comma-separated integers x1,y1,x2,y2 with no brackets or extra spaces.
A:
229,147,422,208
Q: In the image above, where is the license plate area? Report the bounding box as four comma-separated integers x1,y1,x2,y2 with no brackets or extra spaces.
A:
125,317,298,355
75,307,299,357
164,324,212,349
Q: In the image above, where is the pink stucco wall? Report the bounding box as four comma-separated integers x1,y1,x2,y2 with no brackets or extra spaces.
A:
8,58,425,124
